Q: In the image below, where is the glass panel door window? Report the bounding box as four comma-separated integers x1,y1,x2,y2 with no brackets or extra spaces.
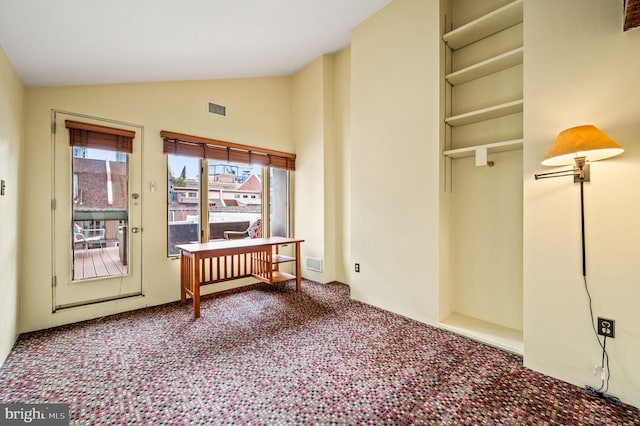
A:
72,148,129,281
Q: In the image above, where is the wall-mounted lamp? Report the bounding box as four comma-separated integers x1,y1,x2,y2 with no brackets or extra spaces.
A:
535,124,624,405
534,125,624,182
535,125,624,275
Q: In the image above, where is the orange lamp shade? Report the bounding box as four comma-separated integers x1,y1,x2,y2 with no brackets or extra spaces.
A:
541,125,624,166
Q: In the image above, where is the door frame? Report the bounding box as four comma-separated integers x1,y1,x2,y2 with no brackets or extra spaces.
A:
51,110,145,311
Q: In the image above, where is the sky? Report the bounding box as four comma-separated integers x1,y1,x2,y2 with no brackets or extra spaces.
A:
168,156,200,179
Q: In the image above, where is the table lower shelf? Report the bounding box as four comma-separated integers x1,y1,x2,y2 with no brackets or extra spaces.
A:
252,270,296,284
272,254,295,264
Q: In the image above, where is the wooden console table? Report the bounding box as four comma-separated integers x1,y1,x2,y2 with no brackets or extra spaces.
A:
176,237,304,318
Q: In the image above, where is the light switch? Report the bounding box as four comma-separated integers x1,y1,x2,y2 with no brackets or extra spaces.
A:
1,179,5,196
150,180,156,192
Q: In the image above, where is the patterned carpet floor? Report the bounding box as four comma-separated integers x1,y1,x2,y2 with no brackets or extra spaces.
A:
0,280,638,425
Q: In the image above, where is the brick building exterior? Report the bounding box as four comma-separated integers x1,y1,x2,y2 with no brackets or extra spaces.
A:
73,157,127,245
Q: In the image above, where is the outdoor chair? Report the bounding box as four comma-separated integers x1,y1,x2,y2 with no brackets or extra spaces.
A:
223,219,262,240
74,224,106,253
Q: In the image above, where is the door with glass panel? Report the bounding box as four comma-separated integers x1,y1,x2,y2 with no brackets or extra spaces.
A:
52,112,142,310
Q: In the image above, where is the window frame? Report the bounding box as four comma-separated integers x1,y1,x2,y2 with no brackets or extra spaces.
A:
167,158,292,258
163,130,295,257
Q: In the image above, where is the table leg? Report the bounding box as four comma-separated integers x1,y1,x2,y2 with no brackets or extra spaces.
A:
193,256,201,318
180,252,186,303
273,244,280,272
295,242,301,291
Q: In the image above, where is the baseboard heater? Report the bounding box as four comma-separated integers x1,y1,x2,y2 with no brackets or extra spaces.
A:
305,257,323,272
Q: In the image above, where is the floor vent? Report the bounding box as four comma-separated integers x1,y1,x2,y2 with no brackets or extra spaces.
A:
208,102,227,117
305,257,323,272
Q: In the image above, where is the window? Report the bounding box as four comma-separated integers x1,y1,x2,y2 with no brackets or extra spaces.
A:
67,119,133,280
207,160,262,241
163,131,294,257
269,167,290,238
167,155,200,256
72,149,128,275
167,158,290,256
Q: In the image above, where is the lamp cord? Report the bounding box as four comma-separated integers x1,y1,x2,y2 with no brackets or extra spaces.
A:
580,181,587,276
579,179,621,404
583,275,610,393
579,180,613,394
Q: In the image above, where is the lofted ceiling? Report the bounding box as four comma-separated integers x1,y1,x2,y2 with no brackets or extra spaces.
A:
0,0,391,87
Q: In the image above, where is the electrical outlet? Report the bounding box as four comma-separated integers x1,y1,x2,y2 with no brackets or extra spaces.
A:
355,263,360,273
0,179,5,196
597,317,615,338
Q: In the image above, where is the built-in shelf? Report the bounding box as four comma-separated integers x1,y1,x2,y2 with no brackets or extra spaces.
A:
440,0,524,359
442,0,523,50
445,99,523,127
445,47,523,86
443,139,523,160
440,312,523,355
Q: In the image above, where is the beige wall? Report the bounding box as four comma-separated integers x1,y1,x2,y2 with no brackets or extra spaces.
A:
292,57,327,282
291,55,339,283
350,0,441,324
333,47,351,284
524,0,640,408
21,77,292,331
0,47,24,363
322,56,337,283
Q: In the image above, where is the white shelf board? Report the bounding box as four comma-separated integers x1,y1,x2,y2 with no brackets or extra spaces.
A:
443,0,523,50
445,99,523,127
440,312,523,355
445,47,523,86
443,139,523,159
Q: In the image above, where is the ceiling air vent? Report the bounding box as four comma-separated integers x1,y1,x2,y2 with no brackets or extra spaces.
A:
208,102,227,117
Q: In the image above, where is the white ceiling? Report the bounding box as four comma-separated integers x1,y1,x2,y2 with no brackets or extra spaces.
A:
0,0,391,87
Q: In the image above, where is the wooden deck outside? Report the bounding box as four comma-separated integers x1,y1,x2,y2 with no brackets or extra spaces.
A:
73,247,128,280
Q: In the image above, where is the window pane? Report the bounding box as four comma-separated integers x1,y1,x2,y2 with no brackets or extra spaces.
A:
168,155,200,256
270,168,289,237
207,161,262,240
72,148,128,280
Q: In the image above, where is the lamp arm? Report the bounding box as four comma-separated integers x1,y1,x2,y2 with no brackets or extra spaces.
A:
534,160,590,183
534,169,581,180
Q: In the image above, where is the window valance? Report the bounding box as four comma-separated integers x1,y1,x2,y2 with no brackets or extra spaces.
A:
161,130,295,171
66,120,135,154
